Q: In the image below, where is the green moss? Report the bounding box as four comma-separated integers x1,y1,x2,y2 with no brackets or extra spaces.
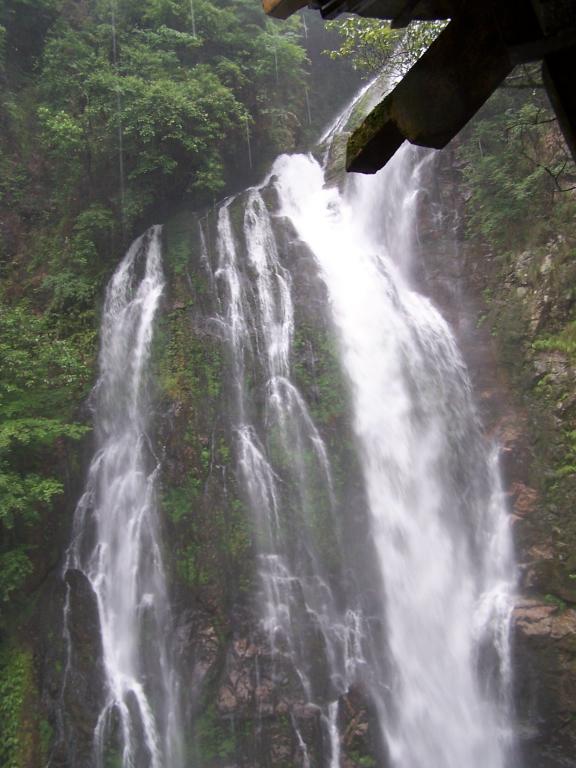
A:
357,757,377,768
196,704,235,763
163,213,194,278
292,322,349,428
487,293,530,377
39,718,53,763
544,594,568,611
162,477,202,524
200,446,211,472
533,320,576,361
104,744,123,768
225,498,253,561
528,365,576,524
0,644,34,768
345,745,377,767
217,437,230,465
156,308,223,412
176,544,209,587
167,478,253,594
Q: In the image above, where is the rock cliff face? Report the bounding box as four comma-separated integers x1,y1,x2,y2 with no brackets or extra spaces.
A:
424,146,576,767
464,232,576,766
15,140,576,768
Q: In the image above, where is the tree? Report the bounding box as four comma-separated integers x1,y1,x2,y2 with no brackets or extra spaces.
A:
458,86,576,249
325,16,444,78
0,299,93,616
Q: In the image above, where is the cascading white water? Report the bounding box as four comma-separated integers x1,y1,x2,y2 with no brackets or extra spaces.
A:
65,226,183,768
273,147,517,767
210,187,367,764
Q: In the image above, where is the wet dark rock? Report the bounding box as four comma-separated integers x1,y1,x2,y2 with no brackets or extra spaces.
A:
60,569,106,768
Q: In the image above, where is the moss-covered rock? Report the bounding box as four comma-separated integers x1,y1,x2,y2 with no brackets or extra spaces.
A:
450,151,576,763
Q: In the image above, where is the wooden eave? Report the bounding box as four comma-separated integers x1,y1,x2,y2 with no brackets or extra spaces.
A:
263,0,576,170
263,0,308,19
264,0,460,23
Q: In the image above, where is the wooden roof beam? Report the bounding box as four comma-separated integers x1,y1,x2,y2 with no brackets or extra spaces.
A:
263,0,308,19
263,0,460,21
346,1,519,172
390,0,422,28
262,0,576,169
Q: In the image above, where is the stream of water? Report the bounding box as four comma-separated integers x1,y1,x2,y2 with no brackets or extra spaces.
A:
65,227,183,768
274,145,517,767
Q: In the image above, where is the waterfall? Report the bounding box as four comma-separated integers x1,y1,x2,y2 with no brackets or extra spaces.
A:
204,119,516,763
60,78,518,768
273,146,517,766
64,226,183,768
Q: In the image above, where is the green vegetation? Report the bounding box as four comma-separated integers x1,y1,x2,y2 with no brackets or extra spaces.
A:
163,476,202,523
458,86,576,250
293,322,349,428
347,753,376,768
0,645,34,768
325,16,444,77
158,307,223,409
176,543,210,587
154,267,255,601
39,718,53,763
168,487,254,596
1,0,309,242
533,320,576,360
195,704,235,761
0,299,92,614
544,594,568,611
